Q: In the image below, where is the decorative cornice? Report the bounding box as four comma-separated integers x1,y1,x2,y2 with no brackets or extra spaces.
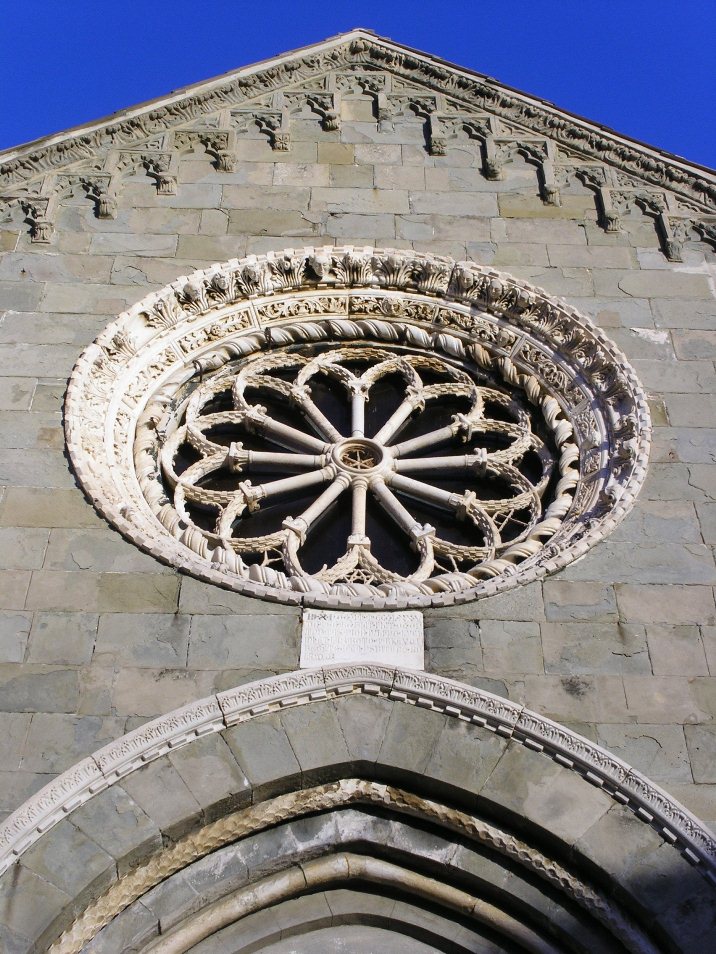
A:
0,29,713,225
0,666,713,882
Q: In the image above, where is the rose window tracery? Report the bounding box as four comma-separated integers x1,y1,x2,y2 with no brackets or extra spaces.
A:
160,346,566,593
65,246,651,608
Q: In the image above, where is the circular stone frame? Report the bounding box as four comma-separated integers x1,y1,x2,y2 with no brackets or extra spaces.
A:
65,246,651,609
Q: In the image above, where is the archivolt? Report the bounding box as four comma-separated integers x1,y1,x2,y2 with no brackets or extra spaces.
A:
1,667,713,952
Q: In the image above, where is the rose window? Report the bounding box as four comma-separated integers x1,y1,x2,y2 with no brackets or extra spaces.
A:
160,346,564,593
65,246,651,608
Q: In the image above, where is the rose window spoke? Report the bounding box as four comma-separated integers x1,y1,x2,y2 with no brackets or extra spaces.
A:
157,344,562,590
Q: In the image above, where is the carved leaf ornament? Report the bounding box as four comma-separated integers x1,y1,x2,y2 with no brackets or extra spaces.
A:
65,247,651,608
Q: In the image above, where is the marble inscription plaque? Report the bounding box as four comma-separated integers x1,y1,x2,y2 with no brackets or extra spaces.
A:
300,610,424,669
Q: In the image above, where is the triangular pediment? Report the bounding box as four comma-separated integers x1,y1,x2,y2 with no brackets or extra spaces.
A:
1,29,714,255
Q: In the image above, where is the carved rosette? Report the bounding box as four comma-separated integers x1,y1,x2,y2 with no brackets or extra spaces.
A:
65,246,650,608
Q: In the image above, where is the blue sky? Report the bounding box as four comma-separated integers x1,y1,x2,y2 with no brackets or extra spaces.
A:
2,0,715,167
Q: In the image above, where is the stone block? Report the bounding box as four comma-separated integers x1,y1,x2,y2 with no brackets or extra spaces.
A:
0,344,91,377
168,734,250,820
664,782,716,829
500,218,588,245
671,329,716,361
0,862,70,942
82,899,157,954
226,209,320,237
21,712,125,773
432,215,492,242
378,702,447,779
424,717,509,798
696,502,716,544
665,393,716,427
374,165,424,190
625,843,716,948
702,626,716,675
25,571,179,613
310,187,409,214
492,243,549,266
575,803,667,882
543,580,617,621
173,234,248,260
111,668,214,718
688,465,716,498
395,215,433,241
27,612,97,664
499,193,594,219
0,281,44,311
43,528,169,573
501,264,594,297
222,713,302,800
652,298,716,330
333,693,393,765
0,712,32,768
317,142,354,164
325,212,395,239
87,233,178,257
198,208,229,235
541,621,650,674
221,185,310,211
71,785,163,874
632,358,716,394
595,270,714,299
31,380,66,411
0,378,33,411
611,499,702,545
0,769,53,814
353,144,401,165
623,676,713,723
0,487,102,529
279,701,350,784
426,580,545,622
568,295,655,329
0,570,31,609
684,724,716,782
272,163,329,186
546,244,635,267
179,576,300,615
0,410,62,450
410,191,498,216
0,611,32,662
21,820,115,903
329,164,374,188
0,665,80,712
95,613,189,668
647,625,708,675
40,282,143,314
615,584,716,624
479,741,612,845
651,427,716,465
519,674,630,723
121,760,203,838
187,614,298,669
479,621,543,673
596,724,692,783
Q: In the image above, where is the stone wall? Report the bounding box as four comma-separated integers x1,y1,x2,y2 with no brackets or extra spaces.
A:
1,101,715,840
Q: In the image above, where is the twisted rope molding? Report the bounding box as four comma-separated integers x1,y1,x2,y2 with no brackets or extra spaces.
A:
0,666,713,883
64,245,651,609
49,783,656,954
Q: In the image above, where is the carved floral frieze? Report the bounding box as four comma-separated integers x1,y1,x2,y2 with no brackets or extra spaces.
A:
0,32,713,257
65,246,651,609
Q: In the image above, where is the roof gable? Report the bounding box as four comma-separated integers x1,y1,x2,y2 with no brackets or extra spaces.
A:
1,29,714,257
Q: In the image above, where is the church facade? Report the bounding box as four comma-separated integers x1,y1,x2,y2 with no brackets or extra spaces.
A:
0,29,715,952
